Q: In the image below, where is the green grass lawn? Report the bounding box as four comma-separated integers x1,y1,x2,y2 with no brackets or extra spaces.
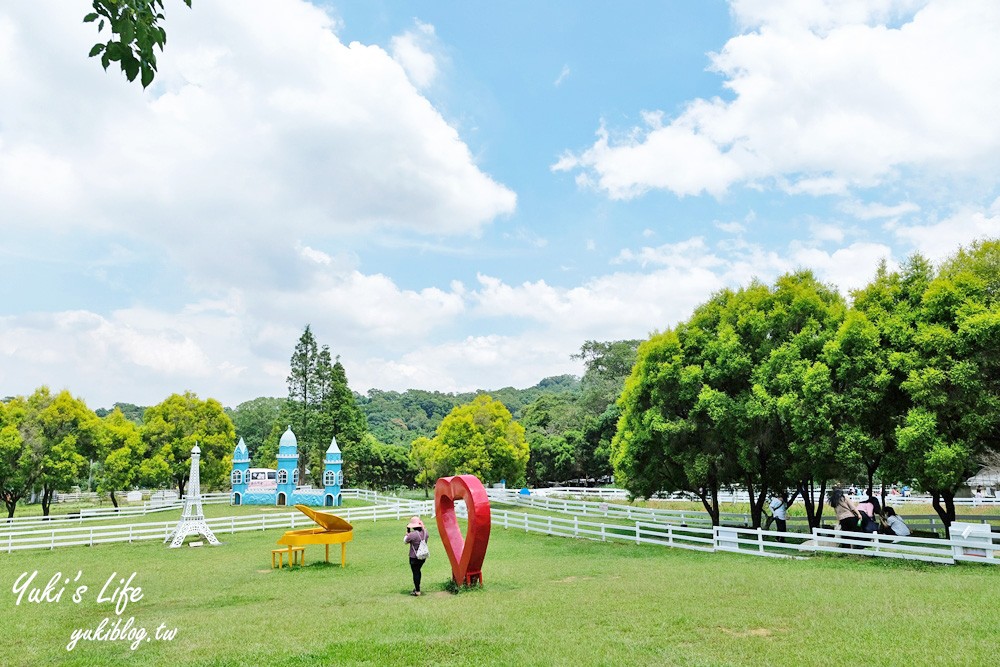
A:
1,513,998,666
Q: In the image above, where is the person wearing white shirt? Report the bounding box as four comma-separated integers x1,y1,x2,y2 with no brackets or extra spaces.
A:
768,491,791,541
882,507,911,537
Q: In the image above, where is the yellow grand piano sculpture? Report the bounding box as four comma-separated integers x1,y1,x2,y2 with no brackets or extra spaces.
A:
274,504,354,568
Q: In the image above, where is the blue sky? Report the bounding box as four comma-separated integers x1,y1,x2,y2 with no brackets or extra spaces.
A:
1,0,999,408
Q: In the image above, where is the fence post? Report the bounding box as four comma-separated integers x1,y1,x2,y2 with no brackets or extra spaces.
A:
90,528,94,547
548,516,552,535
231,517,235,535
636,521,640,545
574,516,578,537
757,528,764,553
601,524,606,542
525,514,528,532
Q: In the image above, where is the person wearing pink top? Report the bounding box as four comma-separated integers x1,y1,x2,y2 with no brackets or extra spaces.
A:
404,516,428,596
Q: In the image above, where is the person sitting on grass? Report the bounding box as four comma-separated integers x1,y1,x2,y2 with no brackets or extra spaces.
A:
880,507,911,537
856,494,880,533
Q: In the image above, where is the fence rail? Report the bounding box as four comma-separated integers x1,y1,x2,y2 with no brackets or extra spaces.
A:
486,489,999,536
3,491,997,567
0,500,435,553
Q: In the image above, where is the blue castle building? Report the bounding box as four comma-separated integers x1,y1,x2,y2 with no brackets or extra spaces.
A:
231,427,342,507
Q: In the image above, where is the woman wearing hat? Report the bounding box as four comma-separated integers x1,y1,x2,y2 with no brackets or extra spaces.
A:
404,516,428,596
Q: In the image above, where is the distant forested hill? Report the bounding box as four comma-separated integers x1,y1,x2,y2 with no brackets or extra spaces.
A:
358,374,581,447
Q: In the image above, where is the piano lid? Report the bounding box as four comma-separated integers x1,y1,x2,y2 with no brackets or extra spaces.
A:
294,504,353,532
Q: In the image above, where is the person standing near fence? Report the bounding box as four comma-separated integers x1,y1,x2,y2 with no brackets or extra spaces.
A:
768,491,791,541
830,489,861,532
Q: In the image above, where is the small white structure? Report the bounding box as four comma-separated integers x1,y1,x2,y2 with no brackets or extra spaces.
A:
951,522,995,562
165,445,220,548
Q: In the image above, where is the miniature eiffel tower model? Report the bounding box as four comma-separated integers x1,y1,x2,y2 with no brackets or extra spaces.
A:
165,444,220,548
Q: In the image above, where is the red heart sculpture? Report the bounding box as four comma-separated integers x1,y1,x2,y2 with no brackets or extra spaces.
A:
434,474,492,586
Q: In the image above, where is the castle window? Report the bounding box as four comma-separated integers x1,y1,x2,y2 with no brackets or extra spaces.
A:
323,470,335,486
231,470,242,485
337,471,344,486
292,469,299,486
277,470,288,485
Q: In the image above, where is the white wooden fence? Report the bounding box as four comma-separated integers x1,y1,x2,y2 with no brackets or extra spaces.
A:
0,500,435,553
3,491,996,567
487,488,999,537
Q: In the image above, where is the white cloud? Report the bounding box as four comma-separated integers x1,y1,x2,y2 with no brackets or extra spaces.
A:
842,200,921,220
809,222,846,244
715,220,745,234
390,19,440,88
892,199,1000,261
556,1,1000,200
788,241,895,292
554,64,571,86
0,2,516,291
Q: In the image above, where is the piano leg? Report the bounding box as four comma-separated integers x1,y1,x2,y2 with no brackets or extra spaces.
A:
341,543,346,568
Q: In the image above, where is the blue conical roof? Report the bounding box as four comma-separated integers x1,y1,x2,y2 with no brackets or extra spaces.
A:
233,437,250,463
325,436,342,463
278,426,298,460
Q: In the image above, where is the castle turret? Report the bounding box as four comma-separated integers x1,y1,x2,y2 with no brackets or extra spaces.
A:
276,426,299,506
323,436,343,507
231,437,250,505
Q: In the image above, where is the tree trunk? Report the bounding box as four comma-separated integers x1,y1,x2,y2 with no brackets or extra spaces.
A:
879,481,887,513
4,496,17,519
177,478,187,498
697,483,721,526
747,475,767,528
931,489,957,538
798,479,827,528
41,487,53,517
109,490,119,509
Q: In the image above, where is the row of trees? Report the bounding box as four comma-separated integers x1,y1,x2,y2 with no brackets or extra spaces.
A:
0,389,233,517
613,239,1000,535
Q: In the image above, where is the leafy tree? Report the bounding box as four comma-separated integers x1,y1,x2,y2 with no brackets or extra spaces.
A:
96,408,144,508
526,432,579,487
287,327,368,481
613,324,737,525
95,402,147,425
342,434,415,490
231,397,284,459
410,436,447,498
521,392,584,485
614,272,845,527
287,326,321,480
0,399,39,519
142,392,235,495
847,255,933,503
85,0,192,88
321,358,368,459
897,240,1000,535
421,395,528,486
32,389,104,516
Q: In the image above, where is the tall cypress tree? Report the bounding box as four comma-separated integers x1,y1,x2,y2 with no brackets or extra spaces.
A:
322,357,369,483
287,325,319,481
